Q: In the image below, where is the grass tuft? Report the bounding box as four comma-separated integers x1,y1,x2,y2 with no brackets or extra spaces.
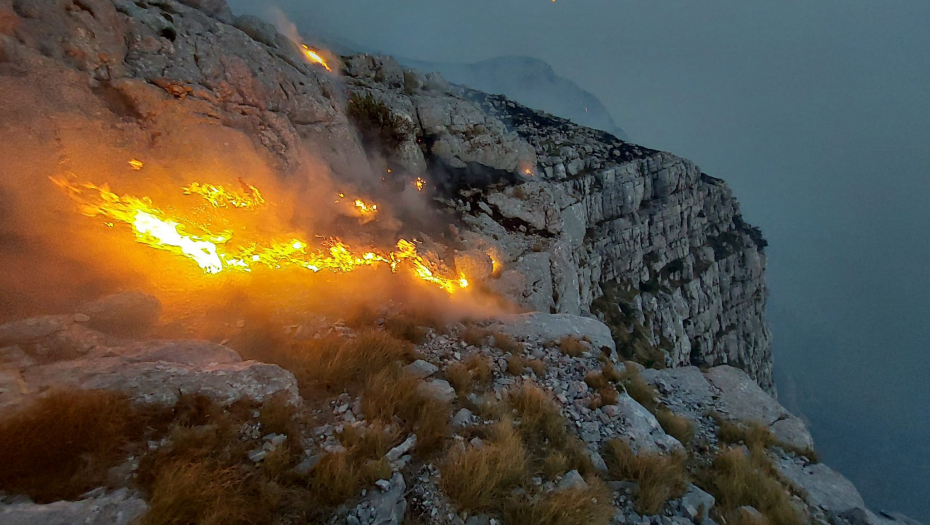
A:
558,336,587,357
655,408,694,445
604,438,687,515
503,477,615,525
0,389,140,502
703,447,803,525
491,331,523,354
439,419,527,512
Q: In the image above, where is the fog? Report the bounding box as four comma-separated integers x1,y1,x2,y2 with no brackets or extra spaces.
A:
228,0,930,519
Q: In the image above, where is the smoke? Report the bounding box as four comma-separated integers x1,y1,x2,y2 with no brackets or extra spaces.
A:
0,21,512,327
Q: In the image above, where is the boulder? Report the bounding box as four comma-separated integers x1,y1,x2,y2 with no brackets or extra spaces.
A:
76,292,162,336
0,488,148,525
611,392,683,454
704,366,813,451
487,313,615,353
19,340,300,407
416,379,456,403
403,359,438,379
774,457,866,514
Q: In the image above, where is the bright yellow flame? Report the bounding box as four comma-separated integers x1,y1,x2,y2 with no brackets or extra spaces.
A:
128,159,144,171
301,44,332,72
354,199,378,214
183,180,265,209
51,177,468,293
415,178,426,192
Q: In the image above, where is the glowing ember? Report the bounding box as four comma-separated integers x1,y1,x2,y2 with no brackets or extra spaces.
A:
301,44,332,72
415,177,426,191
128,159,144,171
184,179,265,209
51,177,467,293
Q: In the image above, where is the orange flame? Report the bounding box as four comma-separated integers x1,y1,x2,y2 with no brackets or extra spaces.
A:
301,45,332,72
184,180,265,209
415,178,426,192
51,177,467,293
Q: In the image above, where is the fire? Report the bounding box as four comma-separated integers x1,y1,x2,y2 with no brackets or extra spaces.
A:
415,178,426,191
301,45,332,72
51,177,468,293
128,159,144,171
184,180,265,209
354,199,378,214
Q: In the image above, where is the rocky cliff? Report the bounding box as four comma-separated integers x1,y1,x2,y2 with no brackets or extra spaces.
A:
0,2,917,525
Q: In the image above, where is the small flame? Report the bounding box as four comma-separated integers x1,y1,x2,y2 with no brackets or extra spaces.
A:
301,44,332,72
354,199,378,214
128,159,144,171
184,180,265,209
415,178,426,192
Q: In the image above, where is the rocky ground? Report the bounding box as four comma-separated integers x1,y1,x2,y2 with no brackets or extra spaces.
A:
0,291,919,525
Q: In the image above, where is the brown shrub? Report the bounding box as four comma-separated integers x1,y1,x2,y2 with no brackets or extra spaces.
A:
141,461,248,525
491,332,523,354
597,387,619,406
656,408,694,445
461,326,490,347
503,477,615,525
711,412,819,462
584,371,610,391
446,362,473,394
506,354,527,376
465,354,493,383
439,419,527,512
0,389,140,502
559,336,587,357
258,393,301,439
383,313,430,344
527,358,547,376
704,447,803,525
603,363,623,383
604,439,688,515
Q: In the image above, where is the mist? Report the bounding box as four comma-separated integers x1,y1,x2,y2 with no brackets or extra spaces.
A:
228,0,930,519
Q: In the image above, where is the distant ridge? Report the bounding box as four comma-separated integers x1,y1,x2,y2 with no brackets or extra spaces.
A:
398,55,629,141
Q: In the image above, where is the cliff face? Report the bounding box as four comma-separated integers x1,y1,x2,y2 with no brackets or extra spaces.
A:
342,57,773,391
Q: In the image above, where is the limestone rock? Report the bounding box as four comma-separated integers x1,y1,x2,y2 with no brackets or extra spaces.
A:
76,292,162,336
0,488,148,525
705,366,813,451
416,379,456,403
403,359,439,379
488,313,615,352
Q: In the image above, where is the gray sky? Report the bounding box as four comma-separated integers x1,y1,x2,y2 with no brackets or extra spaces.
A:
231,0,930,518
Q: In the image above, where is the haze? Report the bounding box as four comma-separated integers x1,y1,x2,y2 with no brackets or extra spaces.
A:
229,0,930,519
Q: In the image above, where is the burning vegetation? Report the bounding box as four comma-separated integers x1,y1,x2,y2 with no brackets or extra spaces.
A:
49,176,468,293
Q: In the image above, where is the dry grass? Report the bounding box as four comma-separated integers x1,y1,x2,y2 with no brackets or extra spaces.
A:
711,412,819,462
704,447,803,525
604,438,688,515
506,383,568,450
603,363,623,383
383,313,430,344
282,330,415,394
462,326,490,347
465,354,493,383
507,354,527,375
361,367,451,453
558,336,587,357
655,408,694,445
503,477,615,525
584,371,610,391
258,393,301,439
527,358,547,376
446,362,473,393
598,387,619,406
491,331,523,354
619,364,658,413
0,389,141,502
439,419,528,512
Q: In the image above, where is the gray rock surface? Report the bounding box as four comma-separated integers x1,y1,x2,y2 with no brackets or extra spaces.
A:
416,378,456,403
705,366,813,450
76,292,162,335
0,489,148,525
488,312,615,352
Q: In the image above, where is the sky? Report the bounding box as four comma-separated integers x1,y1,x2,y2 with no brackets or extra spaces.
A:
230,0,930,519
